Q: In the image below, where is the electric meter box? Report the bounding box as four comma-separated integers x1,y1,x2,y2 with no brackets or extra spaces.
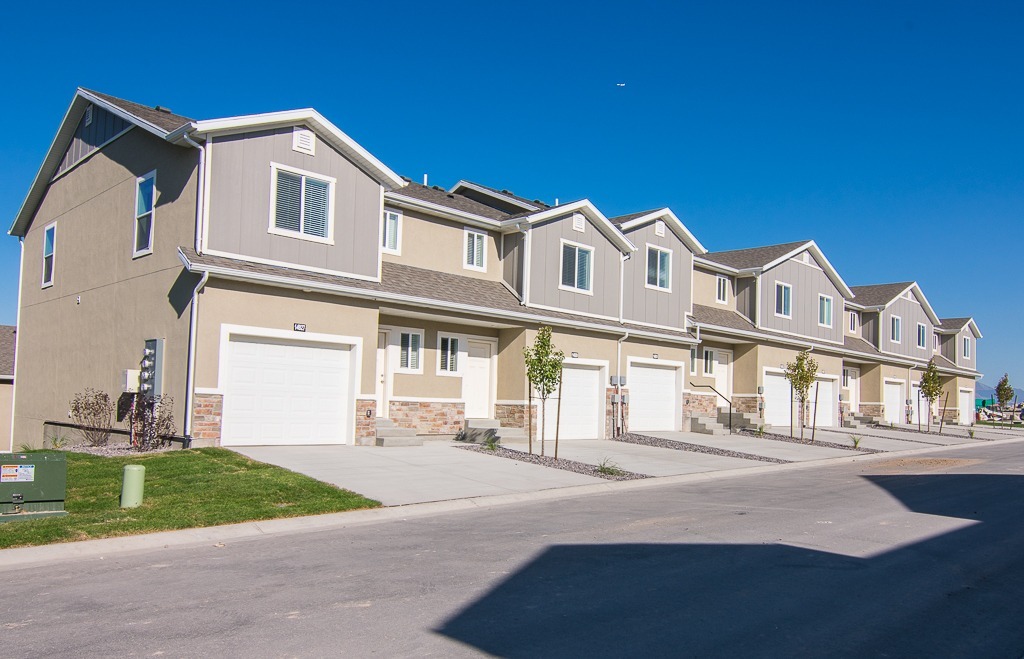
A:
1,452,68,522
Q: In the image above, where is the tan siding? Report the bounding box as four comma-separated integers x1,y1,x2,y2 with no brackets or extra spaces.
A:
206,128,381,279
380,209,500,280
14,129,198,447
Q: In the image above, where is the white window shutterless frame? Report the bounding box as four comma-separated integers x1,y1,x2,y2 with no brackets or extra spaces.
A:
382,210,401,254
646,246,671,290
560,241,593,293
41,223,56,287
775,282,792,318
134,171,156,257
269,163,335,244
464,229,486,271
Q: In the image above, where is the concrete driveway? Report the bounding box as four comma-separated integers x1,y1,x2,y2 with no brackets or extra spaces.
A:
233,443,601,506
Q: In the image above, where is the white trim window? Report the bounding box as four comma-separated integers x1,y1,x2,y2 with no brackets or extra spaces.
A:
646,245,671,291
398,331,423,373
269,163,335,244
382,210,401,255
690,347,697,375
41,223,56,288
715,275,729,304
774,282,792,318
917,323,927,349
933,333,939,351
849,310,859,333
842,368,850,388
703,348,715,376
464,228,486,272
890,315,902,344
560,241,593,293
133,170,156,258
437,334,461,375
963,336,971,359
818,294,833,328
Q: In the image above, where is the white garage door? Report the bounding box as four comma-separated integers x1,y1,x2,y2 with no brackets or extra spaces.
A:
221,336,353,446
763,372,793,428
959,389,974,426
811,378,836,428
628,364,680,432
884,381,905,425
541,365,602,440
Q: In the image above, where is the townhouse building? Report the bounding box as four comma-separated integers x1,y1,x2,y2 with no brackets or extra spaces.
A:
6,89,982,449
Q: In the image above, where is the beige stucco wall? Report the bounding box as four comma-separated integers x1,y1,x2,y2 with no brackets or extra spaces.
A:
497,328,528,400
14,128,198,447
194,280,380,395
381,209,501,281
693,268,735,310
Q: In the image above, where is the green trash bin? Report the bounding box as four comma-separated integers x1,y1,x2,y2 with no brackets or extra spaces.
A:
0,452,68,522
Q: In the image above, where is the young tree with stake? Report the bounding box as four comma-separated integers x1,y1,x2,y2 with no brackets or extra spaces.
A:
784,350,818,442
523,326,565,456
919,359,943,432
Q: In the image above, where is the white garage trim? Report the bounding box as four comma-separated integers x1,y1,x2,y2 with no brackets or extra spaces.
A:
628,357,684,432
762,367,794,430
959,387,975,426
810,374,840,428
217,324,363,445
883,378,906,425
537,358,607,440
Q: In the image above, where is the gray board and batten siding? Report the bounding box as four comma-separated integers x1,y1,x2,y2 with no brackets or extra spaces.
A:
758,252,845,344
862,311,879,346
502,232,525,296
955,326,977,370
736,277,756,323
527,215,623,318
879,291,933,359
620,221,693,328
206,127,382,279
55,104,134,178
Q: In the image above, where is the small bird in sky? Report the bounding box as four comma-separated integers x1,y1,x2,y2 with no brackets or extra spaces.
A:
616,83,626,87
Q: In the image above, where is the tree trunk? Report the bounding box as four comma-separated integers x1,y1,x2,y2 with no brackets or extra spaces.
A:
527,386,533,455
540,395,546,457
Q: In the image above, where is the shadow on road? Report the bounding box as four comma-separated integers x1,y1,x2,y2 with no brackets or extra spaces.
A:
436,474,1024,657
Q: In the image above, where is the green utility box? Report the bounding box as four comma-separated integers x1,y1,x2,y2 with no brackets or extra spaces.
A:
0,452,68,522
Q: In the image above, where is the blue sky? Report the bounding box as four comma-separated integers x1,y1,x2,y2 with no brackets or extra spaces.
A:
0,1,1020,386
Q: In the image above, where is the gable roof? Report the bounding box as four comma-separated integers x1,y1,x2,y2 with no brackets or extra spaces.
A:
386,181,510,223
938,317,983,338
448,180,550,212
0,325,15,379
506,200,636,253
10,88,198,237
848,282,915,307
700,240,811,270
609,208,707,255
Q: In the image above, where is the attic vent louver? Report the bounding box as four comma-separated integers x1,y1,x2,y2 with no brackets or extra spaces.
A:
572,213,586,233
655,220,666,237
292,127,316,155
84,104,93,127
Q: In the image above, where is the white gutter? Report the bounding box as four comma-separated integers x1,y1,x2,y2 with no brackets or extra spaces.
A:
8,238,23,451
618,253,630,323
183,270,210,440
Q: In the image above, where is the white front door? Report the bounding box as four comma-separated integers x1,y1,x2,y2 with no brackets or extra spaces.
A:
910,382,924,425
463,340,493,419
628,363,681,431
884,381,905,424
844,367,860,414
763,372,793,428
221,336,353,446
375,331,389,418
541,365,602,440
959,389,974,426
812,377,836,428
713,349,732,407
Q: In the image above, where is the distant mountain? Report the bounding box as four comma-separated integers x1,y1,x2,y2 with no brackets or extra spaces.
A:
976,382,1024,402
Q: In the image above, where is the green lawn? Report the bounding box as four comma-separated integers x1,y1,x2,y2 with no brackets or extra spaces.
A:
0,448,380,549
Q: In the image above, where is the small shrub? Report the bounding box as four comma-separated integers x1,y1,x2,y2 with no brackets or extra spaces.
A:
70,388,115,446
756,425,765,437
967,429,975,439
45,427,71,450
127,395,176,451
849,434,862,449
596,457,624,476
483,436,500,452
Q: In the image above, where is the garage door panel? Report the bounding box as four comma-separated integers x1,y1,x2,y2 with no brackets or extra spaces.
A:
629,364,680,432
812,378,835,428
884,382,904,425
221,336,353,446
763,373,792,428
540,366,602,440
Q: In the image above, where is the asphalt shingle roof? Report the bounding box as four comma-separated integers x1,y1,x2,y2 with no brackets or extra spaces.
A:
388,181,511,221
83,89,193,134
608,210,661,227
938,317,972,331
457,181,551,210
0,325,15,377
690,304,757,332
701,241,810,269
849,282,914,307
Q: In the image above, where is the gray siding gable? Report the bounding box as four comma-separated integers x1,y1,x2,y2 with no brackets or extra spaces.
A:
56,104,134,178
206,126,382,280
620,220,693,328
757,250,845,344
878,291,934,359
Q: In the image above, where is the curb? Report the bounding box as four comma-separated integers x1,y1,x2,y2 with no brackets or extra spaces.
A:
2,435,1022,571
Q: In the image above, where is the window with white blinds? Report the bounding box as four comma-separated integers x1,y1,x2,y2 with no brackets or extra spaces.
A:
438,335,459,374
399,332,422,371
560,242,593,293
646,246,671,290
383,211,401,253
464,229,486,271
270,164,334,242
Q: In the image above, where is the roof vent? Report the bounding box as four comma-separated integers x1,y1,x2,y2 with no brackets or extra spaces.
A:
154,106,172,114
84,104,93,127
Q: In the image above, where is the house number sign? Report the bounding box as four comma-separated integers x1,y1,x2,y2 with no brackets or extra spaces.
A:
293,323,307,332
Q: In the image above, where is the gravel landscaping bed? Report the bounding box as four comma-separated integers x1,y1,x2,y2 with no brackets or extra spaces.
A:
64,442,177,457
613,433,791,464
867,424,995,440
737,428,882,454
457,444,649,481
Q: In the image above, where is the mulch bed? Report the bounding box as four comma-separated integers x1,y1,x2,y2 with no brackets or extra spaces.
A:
736,428,883,453
456,444,649,481
613,432,791,464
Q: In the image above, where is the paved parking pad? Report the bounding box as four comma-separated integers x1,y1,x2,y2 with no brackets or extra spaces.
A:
646,431,859,462
542,439,763,477
234,444,602,506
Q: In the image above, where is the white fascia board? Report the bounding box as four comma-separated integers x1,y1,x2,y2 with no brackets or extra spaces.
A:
761,240,855,299
448,180,539,211
503,200,636,253
692,257,740,275
77,88,172,140
178,249,697,346
967,318,983,339
879,282,941,326
384,192,502,230
619,209,707,255
194,109,405,190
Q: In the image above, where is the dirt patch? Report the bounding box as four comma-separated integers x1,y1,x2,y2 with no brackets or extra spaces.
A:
865,457,983,473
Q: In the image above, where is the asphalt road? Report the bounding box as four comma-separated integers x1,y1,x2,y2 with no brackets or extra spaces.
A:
4,442,1024,658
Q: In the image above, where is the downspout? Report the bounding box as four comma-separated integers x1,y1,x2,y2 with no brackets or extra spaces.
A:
518,223,530,305
8,237,24,451
616,331,630,435
181,132,205,254
183,270,210,442
618,253,630,323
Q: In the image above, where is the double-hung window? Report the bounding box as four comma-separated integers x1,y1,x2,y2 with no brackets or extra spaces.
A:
775,282,792,318
270,164,334,242
715,275,728,304
134,171,156,257
560,241,593,293
916,323,927,349
818,295,833,328
399,332,422,372
849,311,859,333
382,210,401,254
933,333,939,350
890,315,902,344
963,336,971,359
646,246,671,290
464,229,486,271
690,347,697,375
438,335,460,374
41,223,56,287
703,349,715,375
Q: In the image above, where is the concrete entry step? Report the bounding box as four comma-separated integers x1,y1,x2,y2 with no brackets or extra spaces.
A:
375,435,424,447
375,416,423,446
691,416,729,436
